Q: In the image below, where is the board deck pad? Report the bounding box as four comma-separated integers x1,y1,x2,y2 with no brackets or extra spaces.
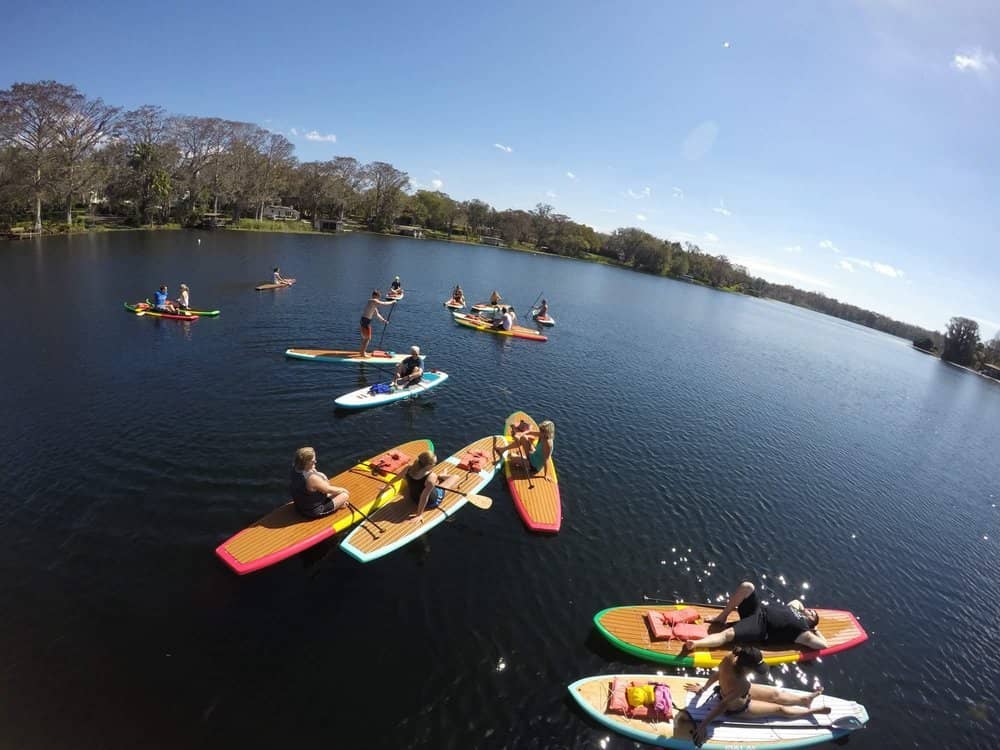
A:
568,674,868,749
215,439,432,574
340,435,505,562
503,411,561,532
594,603,868,667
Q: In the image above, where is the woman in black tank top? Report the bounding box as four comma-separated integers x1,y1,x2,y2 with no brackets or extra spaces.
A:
290,447,350,519
406,451,445,521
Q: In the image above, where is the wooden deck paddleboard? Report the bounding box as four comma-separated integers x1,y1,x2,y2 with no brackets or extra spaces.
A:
255,278,296,291
340,435,505,562
568,674,868,749
215,439,432,574
284,349,418,364
503,411,560,532
593,603,868,668
453,312,548,341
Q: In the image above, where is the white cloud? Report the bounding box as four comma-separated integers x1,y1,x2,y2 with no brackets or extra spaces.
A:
712,200,731,217
844,256,905,279
682,120,719,161
566,171,576,180
305,130,336,143
626,186,651,199
493,143,513,153
672,186,684,198
636,214,648,222
546,190,558,198
731,255,836,290
819,239,841,253
704,232,719,243
289,127,298,136
785,245,802,254
838,260,855,272
952,48,997,74
430,178,444,190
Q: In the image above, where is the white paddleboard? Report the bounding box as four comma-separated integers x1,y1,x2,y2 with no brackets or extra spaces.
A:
334,371,449,409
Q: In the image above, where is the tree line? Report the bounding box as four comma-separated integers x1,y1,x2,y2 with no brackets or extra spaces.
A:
3,79,996,366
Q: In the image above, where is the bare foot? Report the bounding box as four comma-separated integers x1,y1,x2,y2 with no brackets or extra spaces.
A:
679,641,695,656
801,688,824,707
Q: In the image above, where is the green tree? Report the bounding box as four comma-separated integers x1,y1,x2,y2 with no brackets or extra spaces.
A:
941,317,980,366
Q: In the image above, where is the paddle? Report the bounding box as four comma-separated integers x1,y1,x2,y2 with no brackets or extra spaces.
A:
346,500,386,534
529,290,543,314
437,484,493,510
698,715,865,731
377,294,397,349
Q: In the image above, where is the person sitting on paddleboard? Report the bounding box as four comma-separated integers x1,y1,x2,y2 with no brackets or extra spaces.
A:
290,446,350,519
273,267,293,286
491,307,515,331
177,283,190,310
359,290,396,358
534,299,548,319
495,419,555,478
452,284,464,303
390,276,402,293
405,450,460,522
489,290,502,305
678,581,828,656
393,345,423,388
683,645,830,748
153,285,179,313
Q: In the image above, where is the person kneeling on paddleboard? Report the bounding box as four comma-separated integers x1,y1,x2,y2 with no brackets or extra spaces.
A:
683,645,830,748
290,447,350,519
678,581,827,656
495,419,555,479
489,290,502,305
393,345,423,388
405,451,460,522
390,276,402,293
452,284,464,304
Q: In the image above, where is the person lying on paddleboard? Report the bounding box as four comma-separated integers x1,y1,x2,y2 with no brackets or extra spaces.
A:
359,290,396,358
177,283,190,310
405,450,460,522
393,345,423,388
495,419,555,479
273,267,293,286
153,285,179,313
682,645,830,748
290,446,350,519
678,581,828,656
489,290,502,305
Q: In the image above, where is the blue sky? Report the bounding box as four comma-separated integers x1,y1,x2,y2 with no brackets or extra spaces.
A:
3,0,998,335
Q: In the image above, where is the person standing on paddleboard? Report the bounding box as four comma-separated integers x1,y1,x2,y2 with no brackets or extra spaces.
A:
393,345,424,388
290,447,350,518
678,581,827,655
177,283,190,311
685,645,830,748
359,290,396,358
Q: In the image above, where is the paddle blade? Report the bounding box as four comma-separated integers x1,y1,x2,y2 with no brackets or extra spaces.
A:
465,494,492,510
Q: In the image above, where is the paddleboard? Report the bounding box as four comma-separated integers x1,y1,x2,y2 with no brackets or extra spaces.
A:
532,310,555,326
444,299,465,309
340,435,505,562
568,673,868,749
502,411,561,532
387,289,404,300
593,603,869,668
141,299,220,316
471,303,502,314
284,349,421,364
123,302,198,321
255,278,296,291
452,312,548,342
334,371,449,409
215,439,432,574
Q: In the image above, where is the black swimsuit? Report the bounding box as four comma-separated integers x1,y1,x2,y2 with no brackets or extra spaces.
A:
713,685,751,714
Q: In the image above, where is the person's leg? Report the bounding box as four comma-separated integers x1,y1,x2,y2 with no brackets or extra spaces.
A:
736,699,831,719
678,626,736,654
360,324,371,356
709,582,757,626
749,684,824,707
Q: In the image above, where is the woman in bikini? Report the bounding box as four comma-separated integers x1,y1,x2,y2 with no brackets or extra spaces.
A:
684,645,830,747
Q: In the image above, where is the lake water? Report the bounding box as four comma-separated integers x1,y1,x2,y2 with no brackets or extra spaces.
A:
2,230,998,749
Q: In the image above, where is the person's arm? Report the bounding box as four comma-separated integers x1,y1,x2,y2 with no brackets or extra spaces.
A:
796,629,828,650
691,698,728,747
377,299,396,307
413,471,438,517
376,310,388,324
685,671,718,696
307,474,349,501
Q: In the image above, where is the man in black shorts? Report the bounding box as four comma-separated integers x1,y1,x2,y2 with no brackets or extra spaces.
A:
679,581,828,655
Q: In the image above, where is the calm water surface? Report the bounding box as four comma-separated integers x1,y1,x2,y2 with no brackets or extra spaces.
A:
2,231,998,749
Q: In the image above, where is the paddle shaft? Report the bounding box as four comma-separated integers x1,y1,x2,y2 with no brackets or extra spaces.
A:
347,501,385,533
350,467,491,509
377,296,396,348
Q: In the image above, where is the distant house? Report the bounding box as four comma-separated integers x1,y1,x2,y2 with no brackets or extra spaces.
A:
481,236,505,247
314,218,345,233
398,225,424,238
262,205,300,221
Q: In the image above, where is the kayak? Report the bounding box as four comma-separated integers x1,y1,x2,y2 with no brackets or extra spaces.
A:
141,299,220,316
503,411,560,532
340,435,506,562
452,312,548,342
285,349,422,364
568,674,868,749
255,278,296,291
124,302,197,321
334,371,449,409
444,299,465,309
593,603,869,668
531,310,555,327
215,439,432,574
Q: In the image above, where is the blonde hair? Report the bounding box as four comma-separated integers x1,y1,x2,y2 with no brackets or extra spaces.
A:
294,446,316,471
539,420,555,439
415,450,436,468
